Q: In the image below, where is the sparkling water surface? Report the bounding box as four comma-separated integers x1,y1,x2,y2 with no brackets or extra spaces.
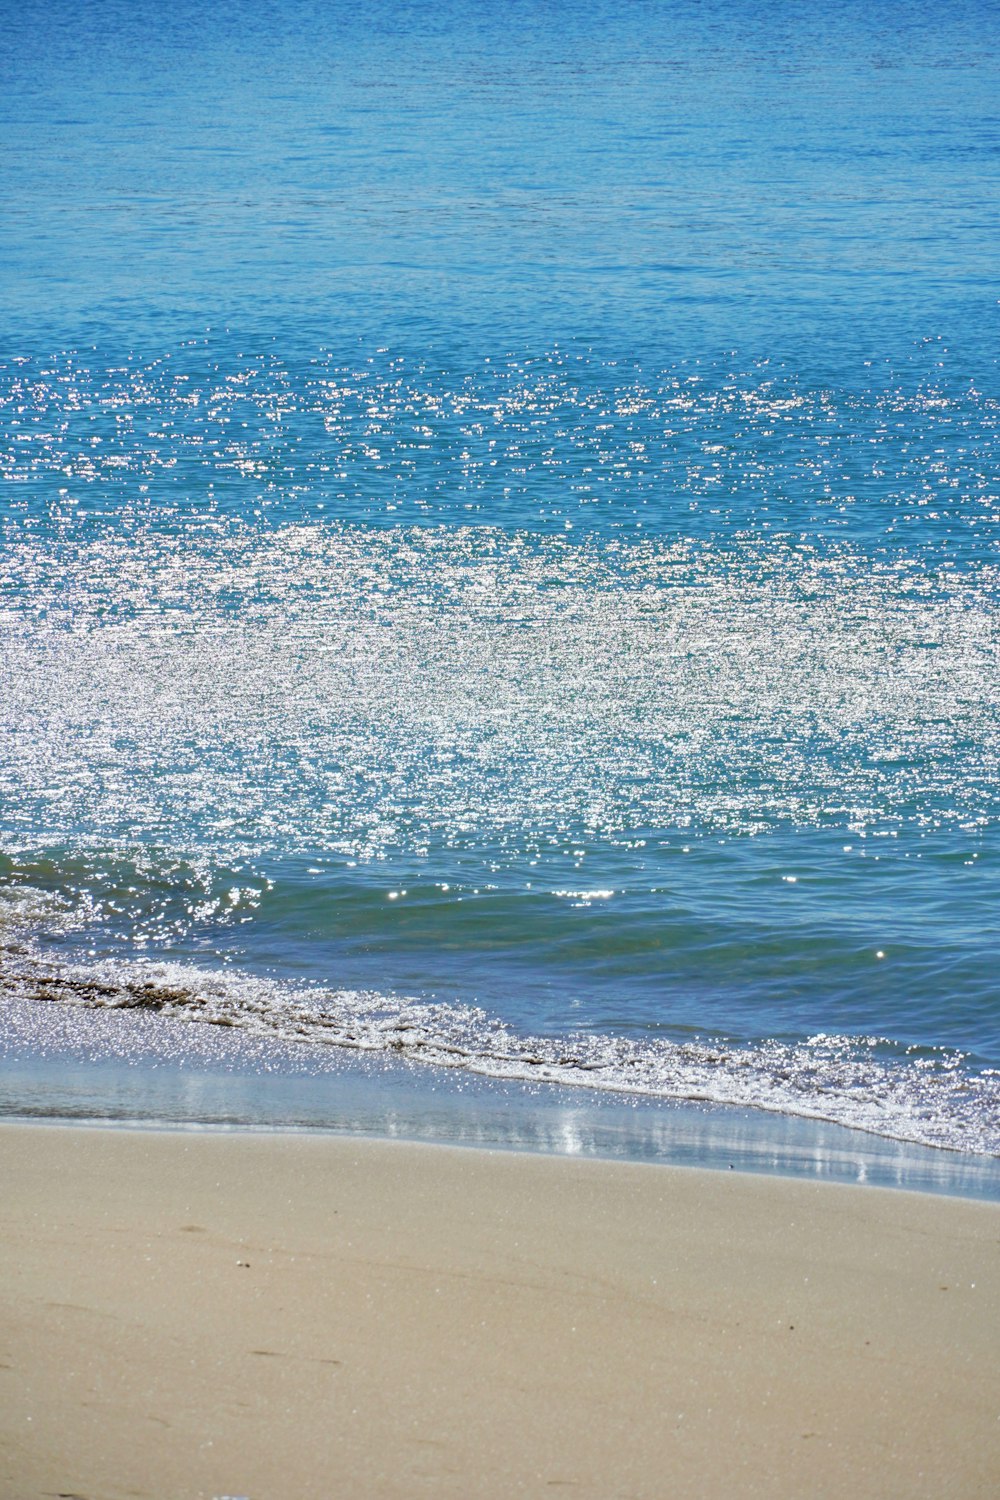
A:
2,0,999,1162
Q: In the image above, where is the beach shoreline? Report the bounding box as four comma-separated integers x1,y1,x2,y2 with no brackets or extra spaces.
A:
5,991,1000,1203
2,1121,998,1499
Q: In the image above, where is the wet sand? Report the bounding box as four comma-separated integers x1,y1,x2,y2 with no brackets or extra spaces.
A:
1,1123,998,1499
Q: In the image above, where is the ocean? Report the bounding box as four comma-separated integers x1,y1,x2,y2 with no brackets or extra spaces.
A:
2,0,999,1184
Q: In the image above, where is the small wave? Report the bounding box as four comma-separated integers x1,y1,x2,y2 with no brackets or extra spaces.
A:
2,945,996,1157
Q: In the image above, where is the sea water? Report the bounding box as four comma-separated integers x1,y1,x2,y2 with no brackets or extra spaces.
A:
2,0,999,1165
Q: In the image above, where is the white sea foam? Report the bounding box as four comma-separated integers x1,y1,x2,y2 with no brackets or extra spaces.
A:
2,946,997,1158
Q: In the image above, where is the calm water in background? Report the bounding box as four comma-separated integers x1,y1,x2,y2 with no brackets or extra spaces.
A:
2,0,999,1155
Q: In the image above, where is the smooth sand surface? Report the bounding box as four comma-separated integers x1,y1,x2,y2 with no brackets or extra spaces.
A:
1,1125,998,1499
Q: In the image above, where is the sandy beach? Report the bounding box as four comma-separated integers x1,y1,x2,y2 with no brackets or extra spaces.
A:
1,1124,998,1500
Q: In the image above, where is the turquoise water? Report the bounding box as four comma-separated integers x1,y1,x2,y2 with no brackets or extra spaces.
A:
2,0,999,1156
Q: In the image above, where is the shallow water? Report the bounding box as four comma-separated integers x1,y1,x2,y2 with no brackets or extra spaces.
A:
2,0,999,1163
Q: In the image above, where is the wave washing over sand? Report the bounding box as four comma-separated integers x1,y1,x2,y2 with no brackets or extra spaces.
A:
2,933,997,1157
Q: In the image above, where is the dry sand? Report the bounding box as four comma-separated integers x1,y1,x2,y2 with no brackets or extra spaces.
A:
1,1122,998,1499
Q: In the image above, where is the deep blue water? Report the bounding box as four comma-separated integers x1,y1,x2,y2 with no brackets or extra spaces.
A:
2,0,999,1153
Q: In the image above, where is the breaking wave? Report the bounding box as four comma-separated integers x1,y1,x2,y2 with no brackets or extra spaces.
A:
3,942,996,1157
